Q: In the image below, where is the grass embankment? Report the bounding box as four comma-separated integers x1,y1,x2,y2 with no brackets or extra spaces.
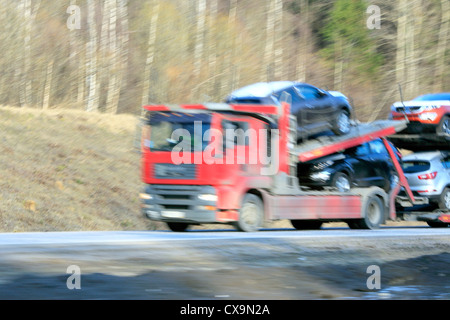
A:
0,106,164,233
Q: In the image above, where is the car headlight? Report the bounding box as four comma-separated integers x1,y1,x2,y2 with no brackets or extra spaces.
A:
198,194,218,202
311,171,331,181
418,112,438,121
423,105,439,111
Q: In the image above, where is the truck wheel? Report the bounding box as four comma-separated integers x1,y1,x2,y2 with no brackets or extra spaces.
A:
436,116,450,135
426,221,449,228
235,194,264,232
352,195,384,230
438,188,450,210
332,109,351,135
291,220,323,230
167,222,189,232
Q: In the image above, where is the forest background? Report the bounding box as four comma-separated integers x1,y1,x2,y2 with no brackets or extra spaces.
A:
0,0,448,121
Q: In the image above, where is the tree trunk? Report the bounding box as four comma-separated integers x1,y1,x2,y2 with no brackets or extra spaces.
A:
194,0,206,80
20,0,41,107
106,0,120,114
395,0,407,97
434,0,449,91
228,0,239,92
334,38,344,92
263,0,275,81
141,1,160,107
273,0,283,80
118,0,129,102
296,0,309,82
207,0,218,98
86,0,99,112
42,59,54,110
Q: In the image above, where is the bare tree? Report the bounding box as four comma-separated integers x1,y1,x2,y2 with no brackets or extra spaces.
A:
263,0,275,81
434,0,449,91
20,0,41,107
194,0,207,79
228,0,239,92
207,0,218,98
86,0,99,112
273,0,283,80
105,0,120,114
141,1,160,107
395,0,407,97
296,0,310,82
42,59,54,110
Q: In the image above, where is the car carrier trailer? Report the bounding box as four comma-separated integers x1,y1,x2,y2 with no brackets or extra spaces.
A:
139,100,449,231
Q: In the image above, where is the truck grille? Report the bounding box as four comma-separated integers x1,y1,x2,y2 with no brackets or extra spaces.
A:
146,184,214,211
153,164,197,180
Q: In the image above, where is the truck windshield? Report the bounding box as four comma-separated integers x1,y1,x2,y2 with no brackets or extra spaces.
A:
148,113,212,152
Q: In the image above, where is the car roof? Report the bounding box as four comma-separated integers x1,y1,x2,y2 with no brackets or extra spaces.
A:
413,93,450,101
402,151,446,161
228,81,305,98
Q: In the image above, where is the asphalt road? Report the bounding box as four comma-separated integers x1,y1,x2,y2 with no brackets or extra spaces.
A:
0,227,449,300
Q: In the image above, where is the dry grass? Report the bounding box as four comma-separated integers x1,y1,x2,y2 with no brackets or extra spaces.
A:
0,106,167,233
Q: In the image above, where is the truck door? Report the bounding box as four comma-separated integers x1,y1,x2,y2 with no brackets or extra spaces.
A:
222,118,265,176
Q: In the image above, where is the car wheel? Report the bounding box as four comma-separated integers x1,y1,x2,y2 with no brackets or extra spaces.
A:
234,194,264,232
167,222,189,232
438,188,450,210
332,109,351,135
437,116,450,135
331,172,351,192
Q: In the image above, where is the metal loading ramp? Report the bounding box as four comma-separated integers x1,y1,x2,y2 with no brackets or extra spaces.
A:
388,133,450,152
293,120,408,163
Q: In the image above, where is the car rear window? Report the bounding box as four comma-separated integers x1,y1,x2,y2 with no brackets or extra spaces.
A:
402,161,431,173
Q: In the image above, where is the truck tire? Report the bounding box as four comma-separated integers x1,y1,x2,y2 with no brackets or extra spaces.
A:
167,222,189,232
438,188,450,210
234,194,264,232
348,195,384,230
291,220,323,230
426,221,449,228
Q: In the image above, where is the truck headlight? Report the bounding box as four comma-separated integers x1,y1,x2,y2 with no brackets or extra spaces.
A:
139,193,153,200
198,194,218,202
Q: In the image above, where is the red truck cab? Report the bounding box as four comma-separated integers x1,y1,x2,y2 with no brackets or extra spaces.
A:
140,104,283,231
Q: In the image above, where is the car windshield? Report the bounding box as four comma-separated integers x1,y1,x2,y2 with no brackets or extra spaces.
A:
413,93,450,101
148,113,211,152
402,161,431,173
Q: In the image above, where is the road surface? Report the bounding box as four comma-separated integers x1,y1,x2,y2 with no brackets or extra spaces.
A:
0,227,449,300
